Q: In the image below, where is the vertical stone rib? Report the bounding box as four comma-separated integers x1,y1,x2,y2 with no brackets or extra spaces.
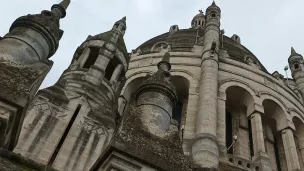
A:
192,3,221,169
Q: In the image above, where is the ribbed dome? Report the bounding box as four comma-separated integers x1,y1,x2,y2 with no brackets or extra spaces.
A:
135,29,268,72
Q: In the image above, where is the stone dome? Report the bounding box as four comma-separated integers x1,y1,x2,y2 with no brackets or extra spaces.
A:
134,29,268,72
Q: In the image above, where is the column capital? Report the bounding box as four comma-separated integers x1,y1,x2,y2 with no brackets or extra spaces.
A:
280,127,296,134
249,110,263,118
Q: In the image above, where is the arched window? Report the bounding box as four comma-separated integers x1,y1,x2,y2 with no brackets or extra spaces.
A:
105,57,120,81
171,76,189,131
83,47,99,69
294,63,300,69
173,101,183,128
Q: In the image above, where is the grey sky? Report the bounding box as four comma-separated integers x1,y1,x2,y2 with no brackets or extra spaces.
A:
1,0,304,88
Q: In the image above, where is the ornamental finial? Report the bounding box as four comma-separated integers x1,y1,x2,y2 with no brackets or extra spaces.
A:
59,0,71,10
291,47,296,54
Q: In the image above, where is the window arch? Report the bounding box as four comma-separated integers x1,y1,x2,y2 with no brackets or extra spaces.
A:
83,47,99,69
294,63,300,69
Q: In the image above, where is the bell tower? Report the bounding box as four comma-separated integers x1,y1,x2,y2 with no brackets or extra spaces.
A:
14,17,129,171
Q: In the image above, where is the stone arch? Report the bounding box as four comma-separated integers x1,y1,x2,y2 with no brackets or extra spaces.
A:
261,98,288,132
150,41,169,52
222,81,257,158
290,108,304,124
170,69,198,94
218,78,259,104
258,91,288,114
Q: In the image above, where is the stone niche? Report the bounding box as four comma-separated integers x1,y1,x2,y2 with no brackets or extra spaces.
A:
0,101,17,148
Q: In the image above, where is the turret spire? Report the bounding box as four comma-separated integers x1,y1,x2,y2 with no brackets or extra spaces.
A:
291,47,296,54
112,16,127,36
212,0,216,6
51,0,71,18
59,0,71,10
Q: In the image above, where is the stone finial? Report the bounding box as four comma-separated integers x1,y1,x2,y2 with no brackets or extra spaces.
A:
157,52,171,71
59,0,71,10
122,16,126,22
291,47,296,54
212,0,216,6
51,0,71,18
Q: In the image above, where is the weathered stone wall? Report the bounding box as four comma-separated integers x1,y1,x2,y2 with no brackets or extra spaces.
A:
14,85,115,171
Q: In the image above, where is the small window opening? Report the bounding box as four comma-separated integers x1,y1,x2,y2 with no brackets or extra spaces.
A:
105,56,120,81
226,111,233,154
48,105,82,166
248,119,254,158
83,47,99,69
211,13,216,17
294,63,300,69
173,101,183,128
198,20,201,25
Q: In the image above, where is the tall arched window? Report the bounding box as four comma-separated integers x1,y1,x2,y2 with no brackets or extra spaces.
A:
83,47,99,69
105,56,120,81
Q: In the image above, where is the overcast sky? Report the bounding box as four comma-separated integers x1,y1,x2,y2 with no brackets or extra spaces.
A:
1,0,304,88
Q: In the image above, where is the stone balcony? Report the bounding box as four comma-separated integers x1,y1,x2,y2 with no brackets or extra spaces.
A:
220,154,260,171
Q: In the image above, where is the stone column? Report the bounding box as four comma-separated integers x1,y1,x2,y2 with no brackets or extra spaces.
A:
250,111,272,171
234,108,250,160
264,124,278,171
79,48,91,68
217,94,226,159
110,64,123,89
192,3,221,169
282,128,301,171
85,49,112,85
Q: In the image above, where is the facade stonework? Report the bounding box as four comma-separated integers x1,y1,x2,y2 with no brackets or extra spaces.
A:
0,1,304,171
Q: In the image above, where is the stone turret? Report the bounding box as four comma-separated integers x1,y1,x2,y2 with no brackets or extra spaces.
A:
191,10,205,29
288,47,304,96
14,17,129,171
90,52,192,171
192,1,221,170
0,0,69,150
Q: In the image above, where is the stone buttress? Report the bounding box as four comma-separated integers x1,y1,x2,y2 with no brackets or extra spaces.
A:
0,0,69,150
192,2,221,170
13,17,129,171
90,52,192,171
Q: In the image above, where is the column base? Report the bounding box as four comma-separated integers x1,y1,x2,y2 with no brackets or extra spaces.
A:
253,152,272,171
218,144,228,160
192,134,219,170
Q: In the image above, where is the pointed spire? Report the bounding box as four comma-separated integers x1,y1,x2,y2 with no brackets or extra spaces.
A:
51,0,71,18
59,0,71,10
122,16,126,22
291,47,296,54
212,0,216,6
